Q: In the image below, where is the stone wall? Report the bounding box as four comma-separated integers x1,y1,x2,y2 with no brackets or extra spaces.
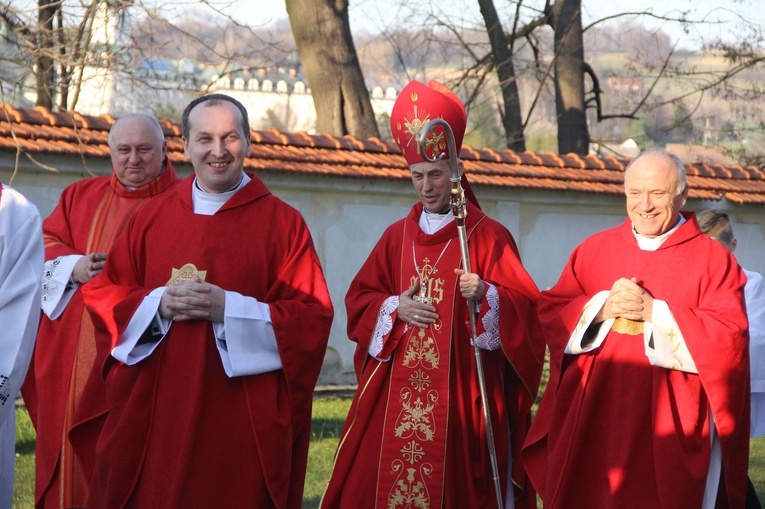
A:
4,155,764,385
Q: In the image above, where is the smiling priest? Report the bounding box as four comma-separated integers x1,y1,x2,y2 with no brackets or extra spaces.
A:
82,94,333,508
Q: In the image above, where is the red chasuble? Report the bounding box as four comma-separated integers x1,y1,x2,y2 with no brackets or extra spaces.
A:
82,174,333,509
321,202,544,509
21,163,178,509
522,213,749,509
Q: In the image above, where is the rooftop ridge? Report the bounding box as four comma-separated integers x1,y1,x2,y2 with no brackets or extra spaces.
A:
0,105,762,205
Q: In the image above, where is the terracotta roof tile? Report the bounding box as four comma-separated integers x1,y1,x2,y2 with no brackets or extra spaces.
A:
1,104,764,205
581,154,605,169
0,104,23,122
541,152,565,167
520,151,544,165
500,150,524,165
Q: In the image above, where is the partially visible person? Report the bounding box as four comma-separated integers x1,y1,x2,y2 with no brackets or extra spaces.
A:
698,208,765,509
21,114,179,508
82,94,333,508
523,149,750,508
321,80,545,509
0,183,43,508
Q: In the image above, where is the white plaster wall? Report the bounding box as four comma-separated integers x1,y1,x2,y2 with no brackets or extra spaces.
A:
263,175,415,383
523,210,624,291
3,155,765,384
732,221,765,272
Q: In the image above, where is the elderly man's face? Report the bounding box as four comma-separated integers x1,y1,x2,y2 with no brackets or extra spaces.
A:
183,101,250,194
624,153,688,238
109,117,166,188
409,159,459,214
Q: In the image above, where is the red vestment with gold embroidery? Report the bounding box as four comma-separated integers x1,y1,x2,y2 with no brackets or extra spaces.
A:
322,202,544,509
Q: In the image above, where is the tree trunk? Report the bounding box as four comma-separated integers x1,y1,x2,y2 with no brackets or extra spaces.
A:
285,0,379,139
35,0,57,109
477,0,525,152
56,7,70,110
552,0,589,155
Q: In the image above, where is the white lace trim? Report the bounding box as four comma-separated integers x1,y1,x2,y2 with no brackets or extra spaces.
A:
369,296,399,361
473,283,500,351
41,257,62,305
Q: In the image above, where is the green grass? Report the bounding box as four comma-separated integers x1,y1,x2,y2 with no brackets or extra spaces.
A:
14,398,765,508
752,437,765,498
12,398,353,509
13,406,35,508
303,397,352,508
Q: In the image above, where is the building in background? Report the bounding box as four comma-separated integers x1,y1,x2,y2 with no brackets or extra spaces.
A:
2,105,764,385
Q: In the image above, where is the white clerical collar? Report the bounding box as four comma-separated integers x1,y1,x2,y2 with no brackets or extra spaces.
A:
632,214,685,251
192,173,250,215
419,209,454,234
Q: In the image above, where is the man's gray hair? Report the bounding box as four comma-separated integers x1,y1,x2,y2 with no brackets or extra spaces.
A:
625,148,687,196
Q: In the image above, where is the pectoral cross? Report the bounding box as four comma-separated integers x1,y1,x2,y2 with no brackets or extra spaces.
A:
413,281,433,305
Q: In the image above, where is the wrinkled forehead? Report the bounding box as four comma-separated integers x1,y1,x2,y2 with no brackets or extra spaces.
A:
624,158,680,191
409,158,454,176
110,118,164,148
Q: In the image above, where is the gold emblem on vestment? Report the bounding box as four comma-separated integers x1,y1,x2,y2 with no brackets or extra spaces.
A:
402,330,440,370
410,258,445,306
166,263,207,286
387,461,432,508
409,369,431,392
394,388,437,442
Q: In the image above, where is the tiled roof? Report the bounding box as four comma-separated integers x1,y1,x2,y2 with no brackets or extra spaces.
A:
2,104,764,204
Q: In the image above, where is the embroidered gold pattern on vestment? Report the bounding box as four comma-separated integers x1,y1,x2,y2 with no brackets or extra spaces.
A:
411,270,445,306
378,239,457,509
401,440,426,464
412,240,452,305
402,328,440,369
664,328,683,369
387,461,433,509
393,388,437,441
575,302,592,335
408,369,432,392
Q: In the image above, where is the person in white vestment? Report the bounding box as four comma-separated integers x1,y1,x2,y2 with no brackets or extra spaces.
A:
698,208,765,509
0,183,43,508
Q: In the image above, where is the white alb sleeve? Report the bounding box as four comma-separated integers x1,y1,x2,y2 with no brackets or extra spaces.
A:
112,287,171,364
41,254,82,319
213,291,281,377
565,291,613,354
645,300,697,373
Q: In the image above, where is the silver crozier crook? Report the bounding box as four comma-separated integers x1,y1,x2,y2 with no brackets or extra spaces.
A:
418,119,504,509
